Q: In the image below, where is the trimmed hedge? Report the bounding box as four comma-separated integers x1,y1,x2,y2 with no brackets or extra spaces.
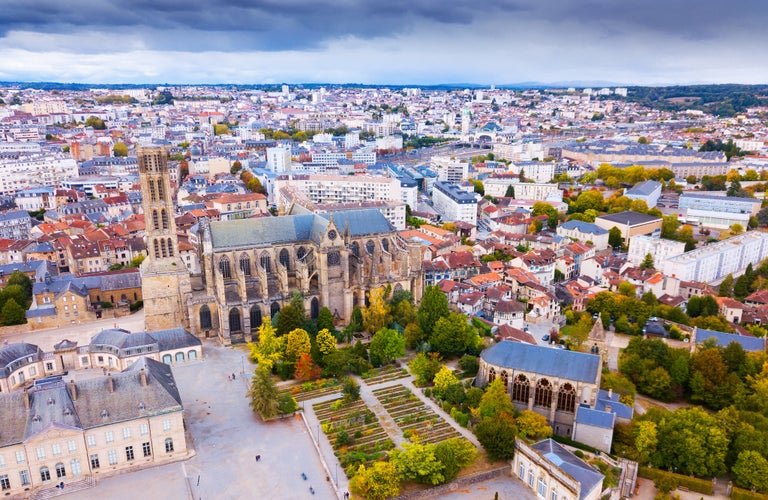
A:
638,467,713,495
551,435,601,455
732,487,768,500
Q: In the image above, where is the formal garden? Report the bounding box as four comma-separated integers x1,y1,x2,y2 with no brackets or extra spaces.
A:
360,363,410,386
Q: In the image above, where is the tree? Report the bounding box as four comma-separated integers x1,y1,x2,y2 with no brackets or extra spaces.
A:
7,271,31,306
409,352,442,386
516,410,552,440
368,328,405,366
532,202,558,229
477,378,515,419
432,438,478,482
317,307,335,332
505,185,515,198
758,207,768,227
247,366,280,420
719,274,735,297
284,328,311,363
390,442,445,485
392,300,416,328
249,318,285,371
640,253,655,270
349,462,400,500
362,287,392,334
568,314,592,350
342,376,361,403
733,451,768,492
633,420,658,463
0,298,25,325
213,123,230,135
294,353,322,381
630,199,649,214
735,273,752,300
112,142,128,157
430,312,477,357
570,190,604,213
618,281,636,297
608,226,623,249
276,299,305,336
474,412,518,461
230,160,243,174
316,328,336,356
417,285,450,336
433,366,460,399
85,116,106,130
730,223,744,235
405,322,426,349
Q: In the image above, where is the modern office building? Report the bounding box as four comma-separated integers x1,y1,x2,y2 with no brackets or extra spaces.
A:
432,181,478,225
625,180,662,207
679,192,761,229
594,211,662,242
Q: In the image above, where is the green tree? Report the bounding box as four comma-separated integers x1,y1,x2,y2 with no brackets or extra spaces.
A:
633,420,658,463
230,160,243,174
349,462,400,500
640,253,655,270
608,226,623,249
532,202,559,229
733,450,768,492
342,376,361,403
247,366,280,420
284,328,311,363
618,281,636,297
409,352,442,386
0,298,25,325
6,271,32,306
276,298,305,336
249,318,285,371
368,328,405,366
404,322,426,349
317,306,335,332
516,410,553,440
432,438,478,482
433,366,460,399
505,185,515,198
85,116,106,129
734,273,752,300
417,285,450,336
362,287,392,334
213,123,230,135
719,274,735,297
570,190,604,213
112,142,128,157
316,328,336,356
477,378,515,419
392,299,416,328
430,312,477,357
474,412,517,461
390,441,445,485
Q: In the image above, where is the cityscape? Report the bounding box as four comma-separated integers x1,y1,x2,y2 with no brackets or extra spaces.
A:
2,2,768,500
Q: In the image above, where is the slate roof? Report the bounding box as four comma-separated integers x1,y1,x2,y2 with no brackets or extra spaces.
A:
530,439,605,500
209,209,393,249
480,340,600,383
625,180,661,197
575,405,616,429
696,328,766,352
0,343,42,377
559,220,608,236
595,389,634,420
90,328,201,356
596,211,661,226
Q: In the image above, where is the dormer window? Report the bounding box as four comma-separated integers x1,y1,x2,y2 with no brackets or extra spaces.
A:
101,410,109,419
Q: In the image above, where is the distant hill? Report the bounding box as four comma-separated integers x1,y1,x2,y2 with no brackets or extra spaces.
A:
612,84,768,117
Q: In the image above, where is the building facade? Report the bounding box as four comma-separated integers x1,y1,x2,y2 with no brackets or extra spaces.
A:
627,235,686,266
432,182,478,225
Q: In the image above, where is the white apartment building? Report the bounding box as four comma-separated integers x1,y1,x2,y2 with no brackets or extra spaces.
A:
511,161,556,183
0,153,78,195
21,100,68,115
267,145,292,173
273,174,402,206
431,156,469,183
311,151,377,166
627,235,686,266
189,157,229,177
375,135,403,150
493,142,547,163
432,181,478,225
662,231,768,283
399,178,419,209
483,178,562,200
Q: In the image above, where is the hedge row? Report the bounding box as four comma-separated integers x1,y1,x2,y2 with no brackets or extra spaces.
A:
638,467,713,495
551,435,601,455
732,487,768,500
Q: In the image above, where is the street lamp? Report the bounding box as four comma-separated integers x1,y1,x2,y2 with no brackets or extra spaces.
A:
241,355,245,375
335,463,338,487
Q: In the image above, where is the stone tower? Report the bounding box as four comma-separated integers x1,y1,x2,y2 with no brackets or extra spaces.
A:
138,146,190,331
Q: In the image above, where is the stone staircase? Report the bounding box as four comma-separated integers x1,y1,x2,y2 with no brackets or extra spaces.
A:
31,476,96,500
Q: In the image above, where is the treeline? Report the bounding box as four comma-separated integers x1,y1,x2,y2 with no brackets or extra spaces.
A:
618,84,768,117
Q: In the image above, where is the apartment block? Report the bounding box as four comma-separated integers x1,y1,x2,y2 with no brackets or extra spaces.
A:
432,182,478,225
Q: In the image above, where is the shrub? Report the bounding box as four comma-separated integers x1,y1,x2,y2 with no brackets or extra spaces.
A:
129,300,143,312
458,354,479,375
638,467,713,495
100,301,114,309
337,429,351,447
450,407,469,427
731,487,768,500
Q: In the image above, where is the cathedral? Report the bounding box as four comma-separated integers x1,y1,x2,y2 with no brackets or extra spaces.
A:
139,147,424,344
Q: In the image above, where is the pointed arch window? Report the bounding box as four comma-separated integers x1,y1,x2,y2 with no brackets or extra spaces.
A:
239,254,251,276
534,379,553,408
512,374,530,403
219,256,231,279
557,383,577,413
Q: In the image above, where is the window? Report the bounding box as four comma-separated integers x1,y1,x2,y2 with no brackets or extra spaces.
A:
105,431,114,443
123,427,131,440
537,478,546,497
19,470,29,486
55,463,66,479
29,366,37,376
40,467,50,482
81,356,89,365
107,450,117,466
551,489,557,500
142,442,151,457
46,362,54,371
86,435,96,447
0,455,4,468
518,463,525,479
15,451,24,464
70,459,81,476
534,379,553,408
125,446,134,461
36,447,45,460
556,383,577,413
67,440,76,453
90,454,100,470
528,470,534,487
163,420,171,432
512,375,530,403
0,475,8,491
52,443,61,456
140,423,149,436
165,438,174,453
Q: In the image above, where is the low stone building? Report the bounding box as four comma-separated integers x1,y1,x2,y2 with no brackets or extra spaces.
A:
0,357,189,498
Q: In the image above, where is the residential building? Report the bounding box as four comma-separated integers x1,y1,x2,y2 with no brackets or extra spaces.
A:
557,221,609,250
627,235,686,266
594,211,662,242
432,182,478,225
624,180,662,207
431,156,468,183
661,231,768,283
0,210,33,240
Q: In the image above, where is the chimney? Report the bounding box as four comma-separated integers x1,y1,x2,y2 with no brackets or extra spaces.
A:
69,379,77,401
605,404,612,413
107,373,114,393
607,388,613,399
139,368,147,387
23,389,30,409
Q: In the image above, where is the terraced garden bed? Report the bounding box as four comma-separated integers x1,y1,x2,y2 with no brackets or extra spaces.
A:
361,363,411,385
278,378,341,402
372,384,463,444
312,398,394,474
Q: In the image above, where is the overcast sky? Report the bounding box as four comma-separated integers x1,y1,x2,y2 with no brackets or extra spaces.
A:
0,0,766,85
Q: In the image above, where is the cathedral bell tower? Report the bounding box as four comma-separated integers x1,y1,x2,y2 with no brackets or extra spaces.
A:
138,146,190,331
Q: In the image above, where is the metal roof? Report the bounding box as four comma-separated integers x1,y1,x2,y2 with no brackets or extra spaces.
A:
480,340,600,383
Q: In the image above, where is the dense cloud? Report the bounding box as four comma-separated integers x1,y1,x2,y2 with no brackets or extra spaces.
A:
0,0,766,83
